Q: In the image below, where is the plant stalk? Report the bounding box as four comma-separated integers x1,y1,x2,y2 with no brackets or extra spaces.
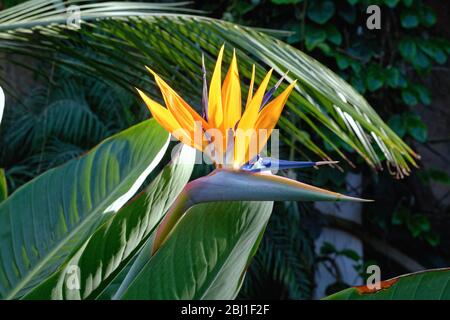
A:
151,188,193,254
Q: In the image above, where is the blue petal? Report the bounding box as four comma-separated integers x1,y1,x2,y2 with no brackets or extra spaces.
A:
242,157,338,172
260,70,289,110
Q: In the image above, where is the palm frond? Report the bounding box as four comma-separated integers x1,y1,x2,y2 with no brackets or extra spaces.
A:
0,0,419,177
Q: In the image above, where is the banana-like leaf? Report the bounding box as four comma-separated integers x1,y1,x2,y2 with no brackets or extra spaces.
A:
324,268,450,300
116,201,273,300
0,169,7,202
23,144,195,300
0,0,418,177
0,119,170,299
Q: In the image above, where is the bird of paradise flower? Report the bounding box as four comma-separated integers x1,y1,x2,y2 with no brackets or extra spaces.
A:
136,46,371,253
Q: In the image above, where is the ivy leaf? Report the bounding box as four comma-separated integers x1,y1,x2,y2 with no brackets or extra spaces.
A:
407,214,430,238
351,75,366,94
339,5,356,24
419,42,447,65
407,223,421,238
431,49,446,64
305,25,327,50
413,84,431,105
316,42,331,55
417,215,431,232
336,53,350,70
391,212,403,225
403,0,413,6
349,59,362,73
425,232,440,247
398,39,417,60
307,0,335,24
420,6,437,27
365,65,384,92
386,67,401,88
325,24,342,45
347,42,375,62
386,67,407,89
401,88,418,106
397,72,407,88
388,114,407,137
407,114,427,142
412,50,431,70
401,10,419,29
392,207,408,225
384,0,400,8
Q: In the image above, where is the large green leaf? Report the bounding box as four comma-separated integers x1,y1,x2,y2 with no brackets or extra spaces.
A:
116,201,273,300
0,119,170,299
23,144,195,300
0,0,418,177
324,268,450,300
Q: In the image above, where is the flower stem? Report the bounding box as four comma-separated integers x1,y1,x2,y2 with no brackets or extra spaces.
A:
152,189,193,254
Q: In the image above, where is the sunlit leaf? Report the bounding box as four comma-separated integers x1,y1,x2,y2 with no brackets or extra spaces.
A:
23,144,195,300
0,119,169,299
